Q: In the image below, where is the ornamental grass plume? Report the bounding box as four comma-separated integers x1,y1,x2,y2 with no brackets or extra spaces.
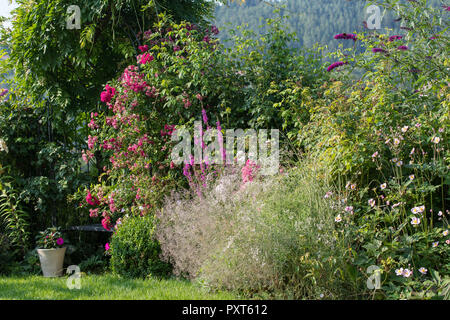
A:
157,161,350,298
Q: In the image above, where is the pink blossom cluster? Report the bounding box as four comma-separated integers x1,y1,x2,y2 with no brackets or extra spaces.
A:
87,135,98,150
241,159,260,184
102,137,121,151
121,65,148,93
161,124,176,137
88,112,99,129
86,191,100,206
100,84,117,103
138,52,154,65
84,22,224,231
82,150,94,164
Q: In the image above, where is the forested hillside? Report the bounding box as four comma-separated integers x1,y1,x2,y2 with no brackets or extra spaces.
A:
214,0,446,50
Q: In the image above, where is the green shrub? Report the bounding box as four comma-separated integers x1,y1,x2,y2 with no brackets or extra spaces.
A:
110,215,171,278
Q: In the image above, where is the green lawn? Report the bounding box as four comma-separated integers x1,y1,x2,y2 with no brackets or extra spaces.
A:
0,274,238,300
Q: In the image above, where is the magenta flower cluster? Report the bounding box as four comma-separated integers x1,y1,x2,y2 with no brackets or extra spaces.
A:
389,35,403,42
100,84,117,103
334,33,357,41
372,48,386,53
327,61,348,72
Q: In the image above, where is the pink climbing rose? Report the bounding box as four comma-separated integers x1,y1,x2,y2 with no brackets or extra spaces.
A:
139,53,154,64
138,45,149,52
85,191,99,206
100,84,116,103
100,91,111,103
101,217,112,231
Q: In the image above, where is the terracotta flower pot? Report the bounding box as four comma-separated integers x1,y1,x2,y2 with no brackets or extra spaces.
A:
37,247,66,277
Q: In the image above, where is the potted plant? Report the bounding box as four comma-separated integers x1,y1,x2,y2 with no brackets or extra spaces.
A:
36,227,66,277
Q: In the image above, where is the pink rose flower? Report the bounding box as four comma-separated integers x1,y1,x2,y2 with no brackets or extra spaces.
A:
138,45,149,53
139,53,154,64
100,91,112,103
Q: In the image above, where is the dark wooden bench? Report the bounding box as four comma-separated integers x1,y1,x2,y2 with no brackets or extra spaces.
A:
64,224,113,233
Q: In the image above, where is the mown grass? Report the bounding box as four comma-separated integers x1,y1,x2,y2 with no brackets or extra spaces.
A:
0,274,238,300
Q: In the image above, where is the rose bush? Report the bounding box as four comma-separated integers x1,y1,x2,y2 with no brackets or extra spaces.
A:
77,13,244,229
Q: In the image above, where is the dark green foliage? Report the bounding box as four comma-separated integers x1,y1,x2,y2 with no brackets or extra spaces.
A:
0,103,92,235
78,254,108,274
0,232,17,275
4,0,216,115
0,177,30,258
222,13,330,158
21,249,42,275
63,231,111,274
110,215,172,278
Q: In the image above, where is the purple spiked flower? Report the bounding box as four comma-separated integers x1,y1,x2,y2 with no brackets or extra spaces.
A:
389,35,403,41
334,33,357,41
372,48,386,53
327,61,348,72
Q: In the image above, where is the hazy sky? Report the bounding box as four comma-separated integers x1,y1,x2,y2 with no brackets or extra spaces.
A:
0,0,18,28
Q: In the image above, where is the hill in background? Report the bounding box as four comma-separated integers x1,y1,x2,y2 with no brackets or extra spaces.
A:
213,0,445,51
